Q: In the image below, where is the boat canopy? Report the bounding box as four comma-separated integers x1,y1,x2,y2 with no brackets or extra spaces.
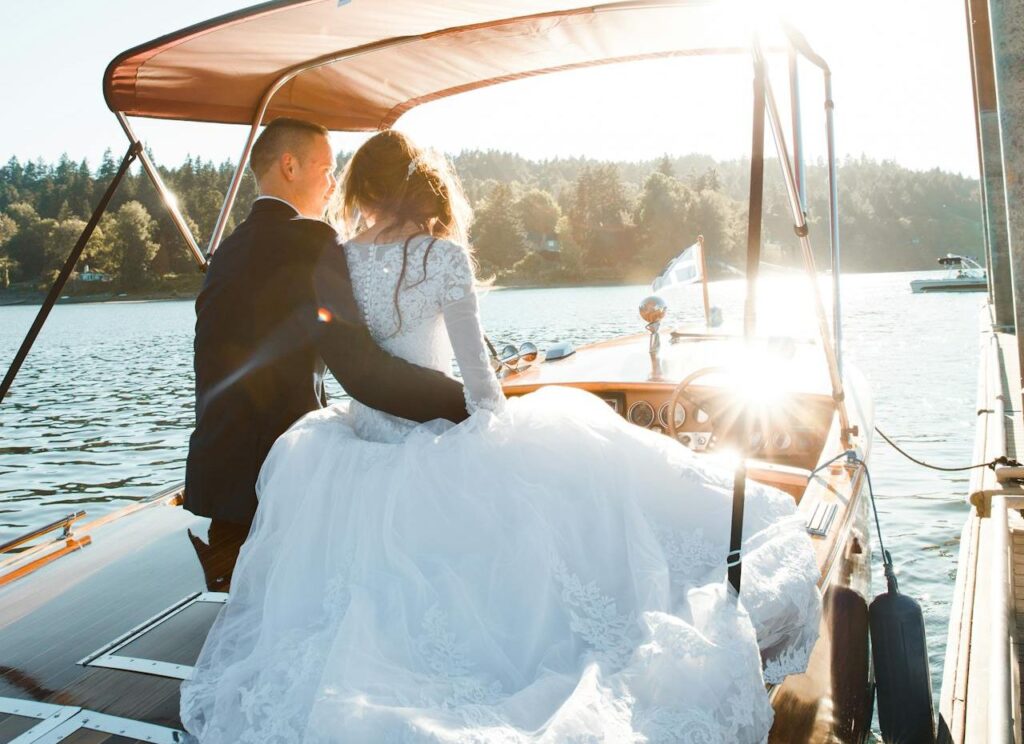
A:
938,254,982,267
103,0,808,131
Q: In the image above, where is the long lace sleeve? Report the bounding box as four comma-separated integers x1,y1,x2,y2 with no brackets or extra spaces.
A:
437,243,506,415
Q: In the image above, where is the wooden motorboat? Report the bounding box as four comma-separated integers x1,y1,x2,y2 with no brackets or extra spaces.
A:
0,327,876,744
910,254,988,294
0,2,879,742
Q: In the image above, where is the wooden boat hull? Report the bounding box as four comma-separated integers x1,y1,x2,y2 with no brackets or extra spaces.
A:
769,473,874,743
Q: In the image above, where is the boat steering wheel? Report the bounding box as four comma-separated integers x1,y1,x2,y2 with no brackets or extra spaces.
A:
666,366,732,448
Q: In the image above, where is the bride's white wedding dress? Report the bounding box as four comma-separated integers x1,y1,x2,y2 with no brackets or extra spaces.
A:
180,236,821,744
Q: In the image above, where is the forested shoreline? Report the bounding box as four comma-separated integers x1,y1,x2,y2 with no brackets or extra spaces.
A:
0,149,982,300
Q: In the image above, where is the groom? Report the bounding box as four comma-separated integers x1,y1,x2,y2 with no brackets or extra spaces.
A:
185,117,469,530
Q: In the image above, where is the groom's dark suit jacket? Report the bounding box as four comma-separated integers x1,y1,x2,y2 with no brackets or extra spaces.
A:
185,198,469,525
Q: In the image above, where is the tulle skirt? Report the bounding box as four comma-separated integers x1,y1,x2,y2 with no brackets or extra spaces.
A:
180,387,821,743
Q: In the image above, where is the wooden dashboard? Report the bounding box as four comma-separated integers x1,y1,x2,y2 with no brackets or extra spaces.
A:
504,383,834,473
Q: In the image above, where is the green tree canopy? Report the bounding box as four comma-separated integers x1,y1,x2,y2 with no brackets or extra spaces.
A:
109,201,159,290
470,183,528,274
0,212,17,247
0,150,984,291
567,164,633,268
514,189,561,247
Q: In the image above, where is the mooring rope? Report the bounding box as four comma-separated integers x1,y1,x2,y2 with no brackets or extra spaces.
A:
874,425,1018,472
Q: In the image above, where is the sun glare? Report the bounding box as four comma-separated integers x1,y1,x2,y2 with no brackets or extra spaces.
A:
734,361,789,407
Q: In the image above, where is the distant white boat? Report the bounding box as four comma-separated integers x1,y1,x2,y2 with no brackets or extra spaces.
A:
910,254,988,293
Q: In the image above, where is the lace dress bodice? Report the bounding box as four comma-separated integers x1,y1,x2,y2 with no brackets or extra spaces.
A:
343,236,504,442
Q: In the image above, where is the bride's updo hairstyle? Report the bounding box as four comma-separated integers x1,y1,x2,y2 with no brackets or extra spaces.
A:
337,129,472,247
336,130,478,336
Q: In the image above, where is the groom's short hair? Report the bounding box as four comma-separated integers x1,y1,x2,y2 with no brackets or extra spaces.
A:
250,118,330,179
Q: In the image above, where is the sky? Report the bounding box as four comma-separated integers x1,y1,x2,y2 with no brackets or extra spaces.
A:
0,0,981,177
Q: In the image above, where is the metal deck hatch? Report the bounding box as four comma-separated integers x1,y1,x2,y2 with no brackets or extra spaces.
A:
0,698,79,744
78,592,227,680
0,698,189,744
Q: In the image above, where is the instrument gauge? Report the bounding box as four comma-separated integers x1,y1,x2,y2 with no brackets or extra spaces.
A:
627,401,656,428
773,431,792,450
695,408,710,424
659,402,686,429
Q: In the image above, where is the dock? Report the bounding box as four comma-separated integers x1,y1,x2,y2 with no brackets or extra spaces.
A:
939,0,1024,738
938,323,1024,743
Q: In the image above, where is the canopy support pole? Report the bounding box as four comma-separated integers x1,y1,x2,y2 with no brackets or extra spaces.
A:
789,50,807,214
0,142,141,405
743,58,766,339
755,40,854,448
780,23,849,405
207,121,263,259
114,114,204,269
206,59,308,257
729,50,768,600
824,72,843,380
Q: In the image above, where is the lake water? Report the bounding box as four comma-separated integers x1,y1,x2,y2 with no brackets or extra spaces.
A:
0,271,983,721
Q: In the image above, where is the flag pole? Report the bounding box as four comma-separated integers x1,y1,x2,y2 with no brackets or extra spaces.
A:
698,234,711,327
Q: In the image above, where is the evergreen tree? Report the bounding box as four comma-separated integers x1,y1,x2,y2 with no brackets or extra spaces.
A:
470,183,528,274
0,213,17,288
0,213,16,246
567,164,632,268
110,201,159,290
514,189,561,249
693,166,721,192
634,172,696,271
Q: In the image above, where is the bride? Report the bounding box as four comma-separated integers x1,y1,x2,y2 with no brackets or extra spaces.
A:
180,130,821,743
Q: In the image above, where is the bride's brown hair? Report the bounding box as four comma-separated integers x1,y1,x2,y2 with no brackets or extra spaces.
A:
334,130,475,334
336,129,472,246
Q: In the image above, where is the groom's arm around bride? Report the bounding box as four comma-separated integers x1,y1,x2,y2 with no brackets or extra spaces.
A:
184,118,469,528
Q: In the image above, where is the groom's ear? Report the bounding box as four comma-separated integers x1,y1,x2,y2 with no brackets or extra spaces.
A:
279,152,299,182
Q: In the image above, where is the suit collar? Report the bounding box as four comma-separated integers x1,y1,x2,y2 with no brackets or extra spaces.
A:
251,196,300,219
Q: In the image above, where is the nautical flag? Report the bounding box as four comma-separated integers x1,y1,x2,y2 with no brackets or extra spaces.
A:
652,241,703,293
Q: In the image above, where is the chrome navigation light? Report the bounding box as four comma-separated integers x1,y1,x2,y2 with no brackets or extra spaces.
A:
772,431,792,450
639,296,667,354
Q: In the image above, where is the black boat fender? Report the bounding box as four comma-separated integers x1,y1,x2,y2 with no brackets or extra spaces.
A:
870,552,935,744
815,451,936,744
